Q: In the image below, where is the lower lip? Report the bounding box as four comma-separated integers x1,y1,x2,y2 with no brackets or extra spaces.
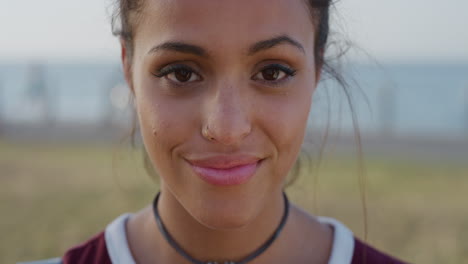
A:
189,161,261,186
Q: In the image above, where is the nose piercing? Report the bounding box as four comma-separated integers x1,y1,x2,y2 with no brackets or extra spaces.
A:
202,125,215,141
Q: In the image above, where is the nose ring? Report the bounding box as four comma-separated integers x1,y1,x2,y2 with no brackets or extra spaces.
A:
202,125,215,141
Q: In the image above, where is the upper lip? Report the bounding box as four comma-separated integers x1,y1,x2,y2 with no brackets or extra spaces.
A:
185,154,262,169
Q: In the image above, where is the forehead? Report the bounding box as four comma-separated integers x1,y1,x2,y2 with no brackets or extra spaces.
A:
134,0,316,55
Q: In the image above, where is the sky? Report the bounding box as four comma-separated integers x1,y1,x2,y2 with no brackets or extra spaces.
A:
1,0,467,63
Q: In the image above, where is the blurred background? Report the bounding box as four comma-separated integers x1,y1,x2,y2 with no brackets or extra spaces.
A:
1,0,467,263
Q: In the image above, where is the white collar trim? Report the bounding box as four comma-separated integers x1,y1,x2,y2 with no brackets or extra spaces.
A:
105,213,136,264
105,214,355,264
317,216,355,264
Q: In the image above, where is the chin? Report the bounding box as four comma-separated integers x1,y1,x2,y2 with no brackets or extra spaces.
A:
192,196,260,230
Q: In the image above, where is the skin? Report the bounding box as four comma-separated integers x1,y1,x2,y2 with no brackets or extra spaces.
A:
122,0,333,263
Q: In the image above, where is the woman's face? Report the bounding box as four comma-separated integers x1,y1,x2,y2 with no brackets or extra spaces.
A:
126,0,319,229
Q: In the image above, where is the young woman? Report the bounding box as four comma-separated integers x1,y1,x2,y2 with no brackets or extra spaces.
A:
25,0,408,263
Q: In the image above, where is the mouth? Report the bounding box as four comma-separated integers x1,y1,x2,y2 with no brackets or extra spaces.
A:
186,155,263,186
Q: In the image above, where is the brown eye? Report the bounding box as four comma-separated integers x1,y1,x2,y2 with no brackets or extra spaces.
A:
156,65,202,83
261,68,280,81
174,69,192,82
253,64,294,82
252,63,296,84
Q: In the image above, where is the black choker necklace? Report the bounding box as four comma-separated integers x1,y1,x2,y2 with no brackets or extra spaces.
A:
152,192,290,264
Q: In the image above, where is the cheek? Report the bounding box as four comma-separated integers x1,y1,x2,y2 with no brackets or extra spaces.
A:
134,79,197,176
259,86,313,177
136,97,171,173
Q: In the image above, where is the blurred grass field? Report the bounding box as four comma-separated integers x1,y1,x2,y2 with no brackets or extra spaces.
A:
1,140,468,263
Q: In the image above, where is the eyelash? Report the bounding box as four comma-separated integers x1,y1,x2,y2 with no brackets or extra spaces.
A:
153,63,297,86
252,64,297,85
153,64,201,79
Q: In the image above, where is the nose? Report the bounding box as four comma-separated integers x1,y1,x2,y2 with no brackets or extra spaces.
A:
202,84,252,146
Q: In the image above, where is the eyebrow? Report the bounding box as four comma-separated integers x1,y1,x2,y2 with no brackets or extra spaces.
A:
248,35,305,55
147,35,304,57
148,42,208,57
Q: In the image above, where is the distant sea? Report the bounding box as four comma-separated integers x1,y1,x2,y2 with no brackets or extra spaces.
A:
0,62,467,137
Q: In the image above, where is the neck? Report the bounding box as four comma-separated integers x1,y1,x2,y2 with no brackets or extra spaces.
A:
155,187,286,263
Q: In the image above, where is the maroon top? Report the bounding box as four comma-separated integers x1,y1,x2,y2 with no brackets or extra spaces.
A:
62,231,408,264
63,232,111,264
351,238,408,264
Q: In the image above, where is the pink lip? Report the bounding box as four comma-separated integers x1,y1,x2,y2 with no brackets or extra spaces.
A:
186,155,262,186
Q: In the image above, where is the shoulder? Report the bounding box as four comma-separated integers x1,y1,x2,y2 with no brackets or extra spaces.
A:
352,238,409,264
61,231,111,264
62,213,134,264
317,216,409,264
17,232,110,264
